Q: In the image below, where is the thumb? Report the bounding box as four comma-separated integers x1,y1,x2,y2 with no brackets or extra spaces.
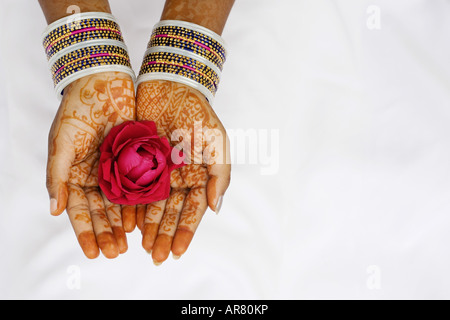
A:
206,163,231,214
204,128,231,214
46,137,73,216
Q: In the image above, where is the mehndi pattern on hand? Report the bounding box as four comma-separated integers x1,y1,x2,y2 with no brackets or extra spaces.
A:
136,79,231,264
47,71,135,259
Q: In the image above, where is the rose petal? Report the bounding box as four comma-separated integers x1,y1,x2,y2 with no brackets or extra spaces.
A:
139,121,158,135
109,175,121,197
139,149,167,182
100,123,127,153
110,161,124,196
135,166,163,186
125,192,144,201
120,173,144,191
99,150,114,161
140,167,171,201
127,156,156,181
117,144,143,175
100,183,115,202
100,158,113,182
136,144,155,158
113,135,154,156
111,122,159,154
142,137,172,157
140,144,167,168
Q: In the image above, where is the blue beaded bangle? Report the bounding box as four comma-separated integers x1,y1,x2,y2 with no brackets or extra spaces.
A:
42,12,135,98
137,20,228,104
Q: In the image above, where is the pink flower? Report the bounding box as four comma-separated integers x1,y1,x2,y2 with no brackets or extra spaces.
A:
98,121,185,206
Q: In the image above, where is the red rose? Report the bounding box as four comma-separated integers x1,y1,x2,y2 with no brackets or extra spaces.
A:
98,121,185,206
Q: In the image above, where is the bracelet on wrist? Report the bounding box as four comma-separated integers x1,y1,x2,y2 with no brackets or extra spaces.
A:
42,12,135,99
137,20,228,105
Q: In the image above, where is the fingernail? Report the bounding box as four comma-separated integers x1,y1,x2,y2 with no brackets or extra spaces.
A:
215,195,223,214
50,198,58,215
173,254,181,260
153,260,162,266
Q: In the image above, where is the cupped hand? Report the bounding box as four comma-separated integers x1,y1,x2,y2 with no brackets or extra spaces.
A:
135,80,231,265
46,71,136,259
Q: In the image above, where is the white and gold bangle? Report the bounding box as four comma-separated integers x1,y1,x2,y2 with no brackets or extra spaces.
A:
42,12,135,98
137,20,228,104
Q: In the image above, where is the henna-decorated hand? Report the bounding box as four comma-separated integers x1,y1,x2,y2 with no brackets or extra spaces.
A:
135,80,231,265
46,71,136,259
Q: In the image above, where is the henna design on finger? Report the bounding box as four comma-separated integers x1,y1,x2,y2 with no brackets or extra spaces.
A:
159,190,187,233
104,202,122,225
67,184,91,224
179,188,203,226
145,201,166,221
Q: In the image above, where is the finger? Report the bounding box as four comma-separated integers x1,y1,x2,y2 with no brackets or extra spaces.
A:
85,188,119,259
142,199,167,253
136,204,146,231
152,189,187,265
66,184,99,259
206,163,231,213
102,193,128,254
203,130,231,213
172,187,208,258
170,169,187,189
122,205,137,233
47,131,74,216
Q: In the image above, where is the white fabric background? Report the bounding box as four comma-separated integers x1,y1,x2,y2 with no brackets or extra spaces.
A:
1,0,450,300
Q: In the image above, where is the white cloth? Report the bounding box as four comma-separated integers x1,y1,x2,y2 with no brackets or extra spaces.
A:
1,0,450,299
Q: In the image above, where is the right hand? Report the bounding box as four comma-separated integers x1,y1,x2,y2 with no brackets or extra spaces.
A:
46,71,136,259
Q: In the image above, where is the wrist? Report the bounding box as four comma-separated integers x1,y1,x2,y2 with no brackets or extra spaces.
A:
60,71,135,126
136,79,210,125
63,71,134,98
39,0,112,24
160,0,235,35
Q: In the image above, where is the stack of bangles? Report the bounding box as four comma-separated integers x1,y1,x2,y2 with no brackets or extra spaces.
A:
43,13,227,104
42,12,135,98
136,20,228,105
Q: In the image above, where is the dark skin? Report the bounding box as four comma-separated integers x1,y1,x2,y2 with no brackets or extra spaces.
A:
40,0,234,263
161,0,234,35
39,0,112,24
